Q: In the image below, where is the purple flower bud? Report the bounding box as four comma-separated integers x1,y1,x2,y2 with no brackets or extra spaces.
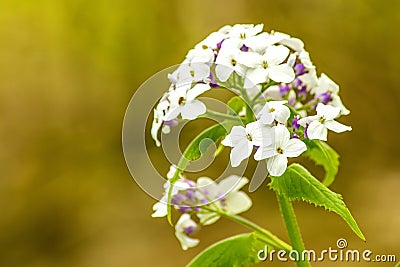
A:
240,44,249,52
201,198,209,204
208,72,219,88
294,64,306,76
164,119,179,126
194,207,201,212
184,225,196,235
315,92,332,104
279,84,290,95
297,86,307,99
293,77,303,88
217,39,225,50
184,179,196,187
292,115,300,130
186,190,196,201
171,193,186,205
179,206,192,213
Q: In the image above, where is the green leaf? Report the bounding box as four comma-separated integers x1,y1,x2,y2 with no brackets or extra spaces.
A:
167,123,229,224
187,232,266,267
303,139,340,186
227,96,246,115
269,163,365,241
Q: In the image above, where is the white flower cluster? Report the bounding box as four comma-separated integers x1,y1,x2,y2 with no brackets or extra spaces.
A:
151,23,351,176
150,24,352,250
152,166,252,250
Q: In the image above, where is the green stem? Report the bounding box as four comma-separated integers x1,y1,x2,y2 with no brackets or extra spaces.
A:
201,110,243,122
202,207,291,252
276,192,311,267
297,99,319,111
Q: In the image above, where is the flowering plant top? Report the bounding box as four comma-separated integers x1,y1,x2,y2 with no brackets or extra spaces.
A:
143,24,364,266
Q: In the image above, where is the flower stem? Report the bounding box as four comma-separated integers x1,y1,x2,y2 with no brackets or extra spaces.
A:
276,192,311,267
201,110,243,122
225,212,292,252
202,207,291,252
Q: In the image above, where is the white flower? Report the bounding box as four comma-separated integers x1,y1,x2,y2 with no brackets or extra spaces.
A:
330,94,350,115
255,125,307,176
228,24,263,40
257,100,290,125
165,83,210,120
221,121,274,167
151,95,170,147
298,69,318,89
195,175,252,225
311,74,350,116
175,214,199,250
278,34,305,53
312,73,339,95
169,62,210,85
241,45,295,88
152,166,190,218
215,39,247,82
298,103,352,141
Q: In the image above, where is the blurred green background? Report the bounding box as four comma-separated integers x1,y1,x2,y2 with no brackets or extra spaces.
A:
0,0,399,266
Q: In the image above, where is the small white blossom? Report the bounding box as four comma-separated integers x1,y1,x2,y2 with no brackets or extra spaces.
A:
215,39,247,81
175,214,199,250
330,94,350,116
255,125,307,176
228,24,263,40
165,83,210,121
298,103,352,141
312,73,339,95
169,62,211,85
241,45,295,88
195,175,252,225
257,100,291,125
222,121,274,167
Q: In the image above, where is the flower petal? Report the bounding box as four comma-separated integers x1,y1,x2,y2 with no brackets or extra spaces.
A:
164,106,182,121
265,45,290,65
267,154,288,177
225,191,252,214
307,120,328,141
230,140,253,167
316,103,340,121
186,83,211,100
151,200,168,217
297,115,318,126
181,100,206,120
284,138,307,158
257,104,274,125
221,126,247,147
218,175,248,194
324,120,352,133
196,177,219,198
175,214,200,250
244,68,268,88
274,124,290,148
268,64,295,83
254,145,276,160
215,64,234,82
272,103,290,124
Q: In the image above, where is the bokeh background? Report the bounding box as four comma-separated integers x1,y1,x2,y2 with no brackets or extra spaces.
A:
0,0,399,266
